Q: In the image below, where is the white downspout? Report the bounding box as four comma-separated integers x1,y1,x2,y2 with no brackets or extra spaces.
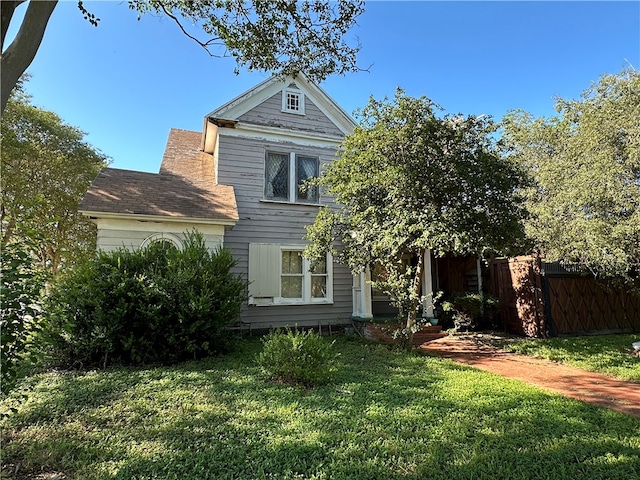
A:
361,268,373,319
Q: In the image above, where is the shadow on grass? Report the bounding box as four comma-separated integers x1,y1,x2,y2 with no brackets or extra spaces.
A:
2,337,639,479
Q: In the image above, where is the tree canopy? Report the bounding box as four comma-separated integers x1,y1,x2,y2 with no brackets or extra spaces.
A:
0,0,364,112
1,82,109,273
501,68,640,283
305,90,528,340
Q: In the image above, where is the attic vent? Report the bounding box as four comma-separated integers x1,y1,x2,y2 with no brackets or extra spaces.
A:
282,88,305,115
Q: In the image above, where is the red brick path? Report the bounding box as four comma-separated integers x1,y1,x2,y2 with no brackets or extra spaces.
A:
420,335,640,418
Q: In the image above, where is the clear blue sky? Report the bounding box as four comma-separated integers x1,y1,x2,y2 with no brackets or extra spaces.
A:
7,1,640,172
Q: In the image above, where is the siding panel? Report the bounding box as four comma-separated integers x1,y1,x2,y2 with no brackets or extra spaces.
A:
218,133,352,327
238,92,344,137
95,222,224,252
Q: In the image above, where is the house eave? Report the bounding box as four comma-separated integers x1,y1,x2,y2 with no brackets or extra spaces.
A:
206,74,356,136
207,117,238,128
220,122,345,149
79,210,238,227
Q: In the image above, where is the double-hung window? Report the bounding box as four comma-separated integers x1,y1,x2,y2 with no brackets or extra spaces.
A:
248,244,332,305
265,151,319,204
280,250,328,301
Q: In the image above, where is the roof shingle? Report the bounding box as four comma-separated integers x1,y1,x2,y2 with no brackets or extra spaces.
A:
79,129,238,222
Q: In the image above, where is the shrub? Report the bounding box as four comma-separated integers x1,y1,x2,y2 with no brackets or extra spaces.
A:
257,328,339,386
441,292,500,331
0,238,45,395
44,230,247,366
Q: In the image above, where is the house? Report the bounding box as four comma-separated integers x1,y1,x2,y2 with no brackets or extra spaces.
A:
79,75,478,330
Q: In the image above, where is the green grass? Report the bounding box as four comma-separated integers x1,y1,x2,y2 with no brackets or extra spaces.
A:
494,333,640,382
2,336,639,480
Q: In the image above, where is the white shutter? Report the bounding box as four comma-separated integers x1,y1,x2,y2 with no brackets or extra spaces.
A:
248,243,280,301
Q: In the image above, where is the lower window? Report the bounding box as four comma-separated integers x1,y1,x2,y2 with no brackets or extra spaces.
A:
248,243,332,305
280,250,328,301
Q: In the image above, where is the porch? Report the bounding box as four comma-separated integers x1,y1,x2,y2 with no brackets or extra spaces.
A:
352,251,485,324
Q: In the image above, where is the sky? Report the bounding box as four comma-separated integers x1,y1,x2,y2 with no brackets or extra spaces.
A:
6,1,640,173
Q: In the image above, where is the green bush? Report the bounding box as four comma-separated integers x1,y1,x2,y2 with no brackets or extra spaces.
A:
1,238,45,395
257,328,339,386
441,292,500,331
44,230,247,367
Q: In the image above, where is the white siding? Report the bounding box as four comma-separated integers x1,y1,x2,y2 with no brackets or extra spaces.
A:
93,218,226,252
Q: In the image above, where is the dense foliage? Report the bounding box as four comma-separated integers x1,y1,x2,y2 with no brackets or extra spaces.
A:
501,69,640,283
1,0,364,112
0,234,45,396
257,328,339,386
44,231,247,367
305,90,528,342
440,292,500,332
1,82,108,273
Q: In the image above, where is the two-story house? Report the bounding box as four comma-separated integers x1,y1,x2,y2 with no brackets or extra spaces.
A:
80,75,359,330
80,75,482,331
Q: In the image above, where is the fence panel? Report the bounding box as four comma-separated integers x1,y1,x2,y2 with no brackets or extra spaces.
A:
490,257,640,337
545,273,640,335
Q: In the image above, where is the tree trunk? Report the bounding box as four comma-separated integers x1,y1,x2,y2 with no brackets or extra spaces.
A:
1,0,57,113
404,248,425,349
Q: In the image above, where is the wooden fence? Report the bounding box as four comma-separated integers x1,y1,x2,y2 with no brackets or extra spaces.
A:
489,256,640,337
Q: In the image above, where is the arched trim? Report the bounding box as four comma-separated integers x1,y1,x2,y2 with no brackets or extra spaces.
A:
141,232,183,249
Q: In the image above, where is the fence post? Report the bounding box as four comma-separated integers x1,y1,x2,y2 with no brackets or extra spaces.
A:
539,262,555,337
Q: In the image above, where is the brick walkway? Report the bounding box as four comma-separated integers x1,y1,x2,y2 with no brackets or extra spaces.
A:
420,335,640,418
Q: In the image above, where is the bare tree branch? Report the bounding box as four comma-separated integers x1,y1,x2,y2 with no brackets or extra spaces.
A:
155,1,221,56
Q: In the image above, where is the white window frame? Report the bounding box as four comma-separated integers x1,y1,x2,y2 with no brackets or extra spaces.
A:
264,151,319,204
248,243,333,306
281,88,305,115
140,232,182,249
276,246,332,305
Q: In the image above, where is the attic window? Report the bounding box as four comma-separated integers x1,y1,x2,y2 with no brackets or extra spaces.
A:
282,88,305,115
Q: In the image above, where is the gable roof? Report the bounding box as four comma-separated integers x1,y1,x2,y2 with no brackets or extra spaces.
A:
206,74,356,136
79,129,238,225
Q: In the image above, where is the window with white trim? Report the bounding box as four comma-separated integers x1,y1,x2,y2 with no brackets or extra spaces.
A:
248,243,332,305
282,88,305,115
264,151,319,204
141,233,182,250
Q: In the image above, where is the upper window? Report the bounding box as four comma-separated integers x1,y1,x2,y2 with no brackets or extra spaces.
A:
265,151,319,204
282,88,305,115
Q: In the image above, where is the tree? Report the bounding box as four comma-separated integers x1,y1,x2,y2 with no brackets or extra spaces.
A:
1,83,109,274
501,68,640,283
305,90,528,345
0,0,365,113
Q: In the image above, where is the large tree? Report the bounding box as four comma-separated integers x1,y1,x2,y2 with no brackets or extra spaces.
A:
0,0,364,113
501,68,640,283
1,83,109,273
305,90,528,344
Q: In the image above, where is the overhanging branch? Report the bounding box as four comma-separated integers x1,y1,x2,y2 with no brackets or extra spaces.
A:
1,0,58,113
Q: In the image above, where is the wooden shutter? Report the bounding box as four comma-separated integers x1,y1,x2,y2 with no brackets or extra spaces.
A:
248,243,280,300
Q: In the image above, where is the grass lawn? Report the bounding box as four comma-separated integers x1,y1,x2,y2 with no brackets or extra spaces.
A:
1,335,639,480
490,333,640,383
